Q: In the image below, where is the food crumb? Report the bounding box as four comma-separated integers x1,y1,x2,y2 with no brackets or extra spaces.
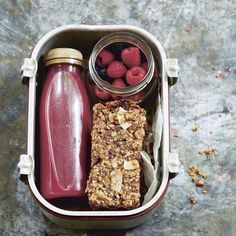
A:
198,147,218,159
189,195,196,204
188,165,208,187
188,165,208,178
192,124,199,132
195,179,204,187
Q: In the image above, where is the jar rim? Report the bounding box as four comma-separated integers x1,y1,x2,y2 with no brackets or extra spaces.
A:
89,32,155,96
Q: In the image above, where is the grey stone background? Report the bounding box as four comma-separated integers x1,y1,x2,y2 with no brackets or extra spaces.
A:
0,0,235,235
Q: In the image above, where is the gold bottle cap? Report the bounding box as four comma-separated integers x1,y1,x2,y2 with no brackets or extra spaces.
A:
44,48,84,67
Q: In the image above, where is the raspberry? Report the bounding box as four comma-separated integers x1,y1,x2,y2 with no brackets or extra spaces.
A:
121,47,141,68
93,85,111,101
112,78,127,88
126,91,144,101
96,50,114,67
107,42,130,60
111,79,126,100
126,67,146,85
141,62,148,73
107,61,127,79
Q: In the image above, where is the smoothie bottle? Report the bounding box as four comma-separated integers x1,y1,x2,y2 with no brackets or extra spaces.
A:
39,48,91,201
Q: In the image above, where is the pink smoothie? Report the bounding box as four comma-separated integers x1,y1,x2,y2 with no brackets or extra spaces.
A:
39,63,91,201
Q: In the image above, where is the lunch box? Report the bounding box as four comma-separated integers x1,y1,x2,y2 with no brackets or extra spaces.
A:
18,24,180,229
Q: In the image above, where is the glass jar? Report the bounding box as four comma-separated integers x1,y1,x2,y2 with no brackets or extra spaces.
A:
88,32,157,103
40,48,91,201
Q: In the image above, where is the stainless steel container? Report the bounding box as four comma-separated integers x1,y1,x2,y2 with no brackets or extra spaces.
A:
18,24,180,229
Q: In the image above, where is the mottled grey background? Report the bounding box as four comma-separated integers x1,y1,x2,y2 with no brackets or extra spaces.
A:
0,0,236,235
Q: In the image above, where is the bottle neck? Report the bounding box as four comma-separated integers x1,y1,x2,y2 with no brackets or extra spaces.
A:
47,63,81,75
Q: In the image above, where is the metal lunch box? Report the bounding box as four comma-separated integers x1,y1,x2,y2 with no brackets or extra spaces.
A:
18,24,180,229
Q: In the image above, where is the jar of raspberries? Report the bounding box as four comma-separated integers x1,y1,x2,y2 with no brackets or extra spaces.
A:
88,32,158,103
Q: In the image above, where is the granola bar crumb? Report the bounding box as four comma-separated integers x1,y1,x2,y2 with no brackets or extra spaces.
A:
188,165,208,187
188,165,208,178
189,195,196,204
195,179,204,187
192,124,199,132
198,147,217,159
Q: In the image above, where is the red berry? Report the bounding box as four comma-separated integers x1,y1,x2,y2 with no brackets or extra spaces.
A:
126,91,144,101
93,85,111,101
111,79,126,100
121,47,141,68
107,61,127,79
126,67,146,85
96,50,114,67
141,62,148,73
112,78,126,88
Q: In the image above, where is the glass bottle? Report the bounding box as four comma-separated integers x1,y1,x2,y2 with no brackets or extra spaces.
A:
39,48,91,201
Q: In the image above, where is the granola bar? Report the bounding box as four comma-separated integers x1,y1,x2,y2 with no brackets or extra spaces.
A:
86,158,141,209
86,100,147,209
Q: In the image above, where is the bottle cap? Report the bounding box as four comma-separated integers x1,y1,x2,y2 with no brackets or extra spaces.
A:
44,48,83,67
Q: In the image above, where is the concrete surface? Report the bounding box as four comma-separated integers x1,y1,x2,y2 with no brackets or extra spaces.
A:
0,0,235,235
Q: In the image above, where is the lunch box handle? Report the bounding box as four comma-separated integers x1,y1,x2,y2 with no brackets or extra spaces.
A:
19,58,37,184
166,58,180,179
20,58,38,86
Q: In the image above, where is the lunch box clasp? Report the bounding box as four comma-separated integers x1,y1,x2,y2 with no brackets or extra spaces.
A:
168,152,180,179
166,58,179,86
18,154,34,175
20,58,38,86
